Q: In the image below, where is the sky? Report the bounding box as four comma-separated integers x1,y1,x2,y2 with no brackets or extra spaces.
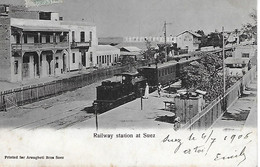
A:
0,0,257,37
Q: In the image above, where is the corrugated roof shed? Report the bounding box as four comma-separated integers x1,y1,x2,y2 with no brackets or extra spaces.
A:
116,42,158,50
121,46,141,52
95,45,119,51
225,57,250,64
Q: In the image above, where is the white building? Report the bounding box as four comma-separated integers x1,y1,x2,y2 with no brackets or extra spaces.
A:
176,30,201,52
232,45,257,59
95,45,120,67
0,4,107,82
60,21,98,71
124,36,176,43
8,17,70,82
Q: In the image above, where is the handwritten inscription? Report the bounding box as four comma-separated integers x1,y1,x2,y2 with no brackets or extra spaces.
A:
161,130,252,166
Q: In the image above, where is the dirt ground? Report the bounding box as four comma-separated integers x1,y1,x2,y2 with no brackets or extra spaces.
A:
0,76,119,130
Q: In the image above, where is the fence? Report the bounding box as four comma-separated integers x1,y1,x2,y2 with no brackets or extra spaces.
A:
0,65,131,111
181,65,257,130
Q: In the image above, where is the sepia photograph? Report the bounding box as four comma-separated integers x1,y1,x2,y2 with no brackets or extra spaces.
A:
0,0,257,166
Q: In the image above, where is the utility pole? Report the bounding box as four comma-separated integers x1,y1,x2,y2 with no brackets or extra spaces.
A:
163,21,172,62
222,26,225,95
93,102,98,131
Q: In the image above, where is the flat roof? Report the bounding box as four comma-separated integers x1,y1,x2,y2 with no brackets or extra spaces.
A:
12,25,69,32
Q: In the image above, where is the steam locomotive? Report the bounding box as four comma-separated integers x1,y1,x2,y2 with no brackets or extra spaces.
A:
93,55,200,113
93,72,146,113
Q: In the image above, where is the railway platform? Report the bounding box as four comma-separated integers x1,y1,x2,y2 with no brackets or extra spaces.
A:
74,76,257,130
73,90,178,129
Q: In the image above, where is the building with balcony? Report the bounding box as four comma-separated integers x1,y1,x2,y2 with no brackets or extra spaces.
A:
176,30,201,52
60,21,98,71
0,16,70,82
0,4,100,82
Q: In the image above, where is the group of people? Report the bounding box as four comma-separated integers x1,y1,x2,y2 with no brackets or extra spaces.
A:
143,82,162,99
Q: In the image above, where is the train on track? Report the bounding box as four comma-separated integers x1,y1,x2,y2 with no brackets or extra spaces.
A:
92,55,201,113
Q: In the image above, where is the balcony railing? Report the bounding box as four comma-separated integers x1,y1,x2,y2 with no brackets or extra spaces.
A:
71,41,90,49
11,42,69,52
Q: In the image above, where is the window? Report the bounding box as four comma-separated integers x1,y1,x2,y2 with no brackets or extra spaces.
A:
24,34,27,44
14,60,18,74
16,34,20,44
53,33,56,43
102,56,104,64
55,57,59,68
72,53,75,63
90,52,93,62
97,56,98,64
39,34,42,43
34,35,39,43
46,35,50,43
90,31,92,41
72,31,75,42
242,53,249,58
89,31,92,47
80,31,85,42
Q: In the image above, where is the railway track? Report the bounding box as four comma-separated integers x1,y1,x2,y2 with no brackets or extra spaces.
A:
12,104,95,130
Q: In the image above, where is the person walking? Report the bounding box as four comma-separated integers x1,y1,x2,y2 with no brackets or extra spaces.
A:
143,82,149,99
158,83,162,98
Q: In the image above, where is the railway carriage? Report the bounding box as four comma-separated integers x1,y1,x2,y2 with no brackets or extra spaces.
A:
137,63,178,87
93,54,201,112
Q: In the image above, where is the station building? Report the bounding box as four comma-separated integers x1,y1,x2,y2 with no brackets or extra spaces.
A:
0,4,115,82
175,30,201,52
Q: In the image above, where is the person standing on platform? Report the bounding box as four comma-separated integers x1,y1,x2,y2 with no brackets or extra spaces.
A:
158,83,162,98
143,82,149,99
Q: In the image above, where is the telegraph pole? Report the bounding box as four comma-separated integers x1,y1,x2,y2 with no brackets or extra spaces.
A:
222,26,225,95
163,21,172,62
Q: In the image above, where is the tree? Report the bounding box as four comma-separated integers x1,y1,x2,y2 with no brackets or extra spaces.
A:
180,52,237,103
195,30,208,48
240,9,257,44
141,39,156,60
207,32,223,48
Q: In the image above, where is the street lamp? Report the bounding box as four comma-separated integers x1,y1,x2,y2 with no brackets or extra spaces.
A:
93,102,98,131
